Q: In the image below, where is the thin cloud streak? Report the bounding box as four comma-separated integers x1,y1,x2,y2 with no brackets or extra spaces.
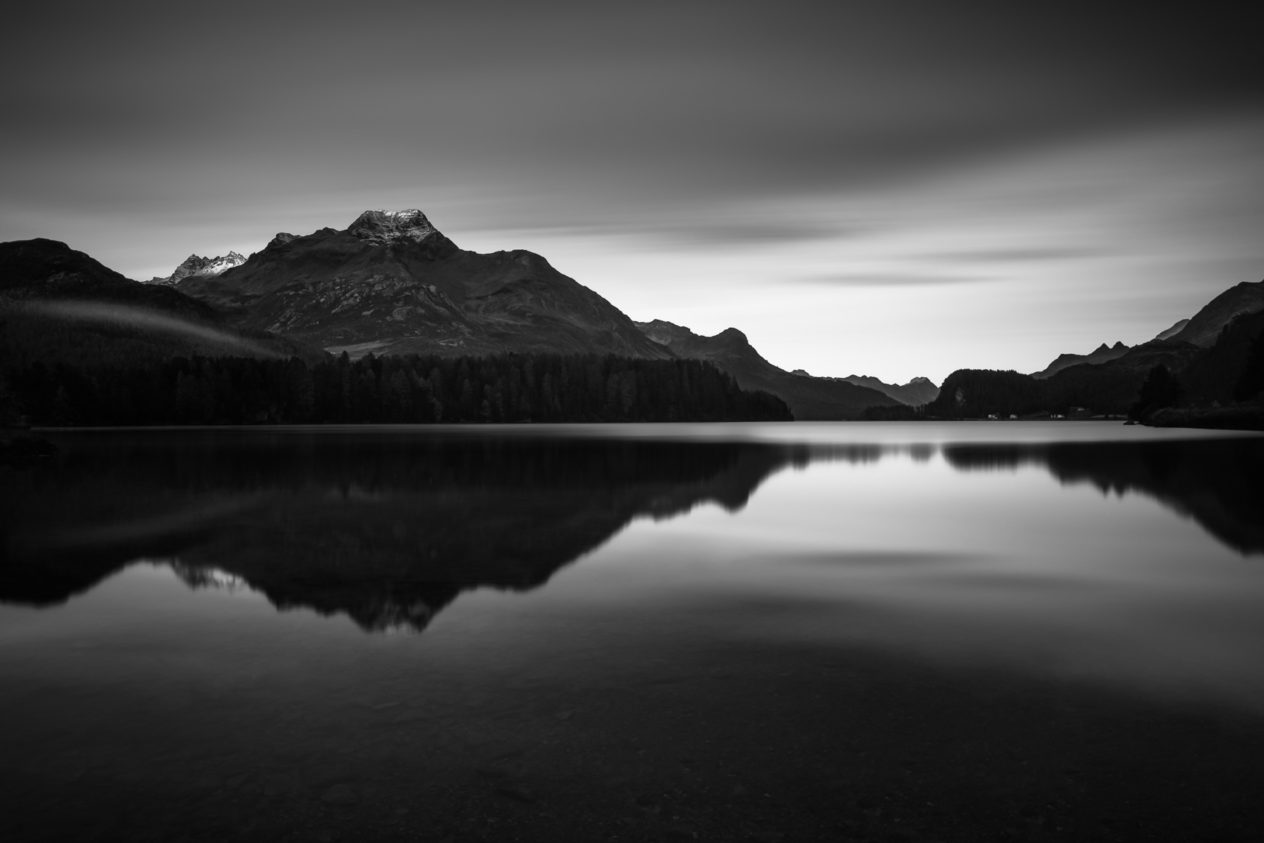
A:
919,247,1102,265
797,273,999,288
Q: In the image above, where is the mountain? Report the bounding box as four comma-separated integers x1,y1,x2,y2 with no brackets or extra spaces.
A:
1027,281,1263,381
926,341,1207,420
1153,318,1190,341
1165,280,1264,347
636,319,896,419
173,209,672,360
148,251,246,286
836,374,939,406
1032,341,1131,379
925,280,1264,422
1176,309,1264,404
922,278,1264,423
0,238,306,366
1,238,214,316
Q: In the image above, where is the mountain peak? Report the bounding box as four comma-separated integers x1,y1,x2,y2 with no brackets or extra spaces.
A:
149,251,247,285
346,209,440,245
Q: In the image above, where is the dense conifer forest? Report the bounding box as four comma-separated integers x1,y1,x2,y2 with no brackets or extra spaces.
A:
1,352,791,426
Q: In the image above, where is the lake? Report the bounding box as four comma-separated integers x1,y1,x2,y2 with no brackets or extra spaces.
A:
2,422,1264,841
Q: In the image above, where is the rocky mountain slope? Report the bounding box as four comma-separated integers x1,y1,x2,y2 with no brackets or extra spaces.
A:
149,251,246,286
636,319,896,419
175,209,672,360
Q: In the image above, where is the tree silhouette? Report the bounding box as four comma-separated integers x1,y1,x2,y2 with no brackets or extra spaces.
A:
1130,364,1183,420
2,352,792,426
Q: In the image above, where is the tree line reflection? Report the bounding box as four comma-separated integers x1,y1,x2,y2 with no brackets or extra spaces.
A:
3,430,1261,631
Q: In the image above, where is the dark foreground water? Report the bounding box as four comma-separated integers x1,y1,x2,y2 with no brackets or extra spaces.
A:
3,422,1264,842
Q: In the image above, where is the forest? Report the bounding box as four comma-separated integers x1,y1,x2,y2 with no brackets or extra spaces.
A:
1,351,791,426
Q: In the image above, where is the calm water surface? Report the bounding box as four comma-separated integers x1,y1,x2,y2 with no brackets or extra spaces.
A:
2,422,1264,841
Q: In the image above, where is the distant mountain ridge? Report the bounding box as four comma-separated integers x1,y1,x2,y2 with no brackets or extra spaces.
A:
836,374,939,406
1033,341,1131,379
635,319,896,419
149,251,246,286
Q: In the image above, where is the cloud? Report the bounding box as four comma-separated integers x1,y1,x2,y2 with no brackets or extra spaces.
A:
920,246,1101,264
796,272,1000,288
653,218,853,248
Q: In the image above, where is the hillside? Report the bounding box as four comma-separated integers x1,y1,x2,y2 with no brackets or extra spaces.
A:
0,239,308,368
636,319,896,419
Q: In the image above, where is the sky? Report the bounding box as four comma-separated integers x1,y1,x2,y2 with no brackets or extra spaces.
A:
3,1,1262,384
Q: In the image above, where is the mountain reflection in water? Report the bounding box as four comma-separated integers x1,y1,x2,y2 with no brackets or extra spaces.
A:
2,428,1262,633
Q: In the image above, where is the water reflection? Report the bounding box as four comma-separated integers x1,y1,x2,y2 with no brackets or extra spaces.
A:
2,428,1262,635
1,432,802,629
944,437,1264,554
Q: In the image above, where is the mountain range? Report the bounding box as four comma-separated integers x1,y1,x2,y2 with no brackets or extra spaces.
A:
5,207,1260,424
2,209,922,419
926,279,1264,421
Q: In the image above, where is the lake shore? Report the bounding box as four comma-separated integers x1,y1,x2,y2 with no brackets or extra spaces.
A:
1143,403,1264,431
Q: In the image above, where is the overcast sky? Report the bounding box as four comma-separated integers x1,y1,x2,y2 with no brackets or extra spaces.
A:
3,1,1262,383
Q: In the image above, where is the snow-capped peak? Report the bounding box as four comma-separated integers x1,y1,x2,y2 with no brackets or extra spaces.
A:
148,251,247,285
346,209,440,245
